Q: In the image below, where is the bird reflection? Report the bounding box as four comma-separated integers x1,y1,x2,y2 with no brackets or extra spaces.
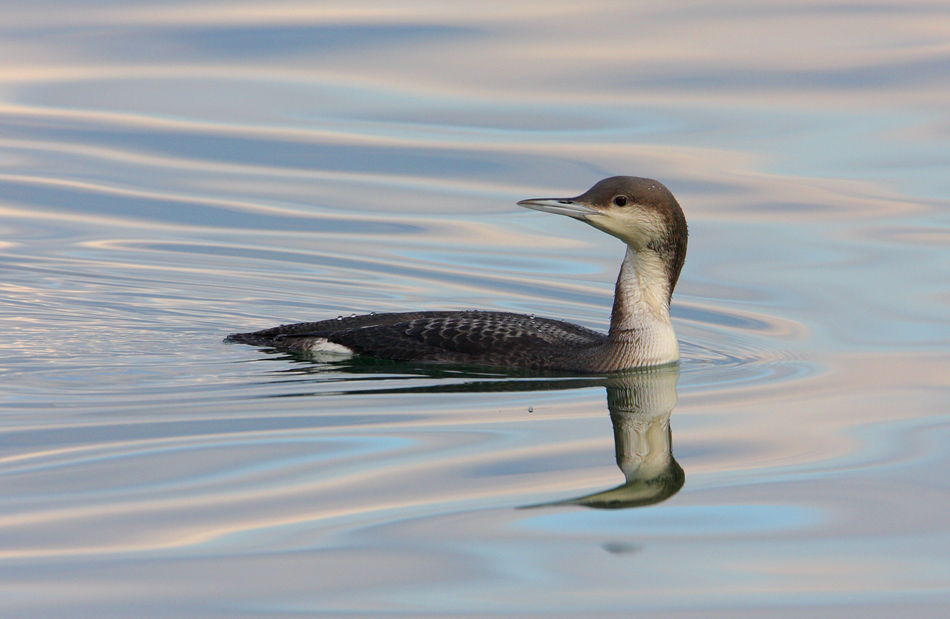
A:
527,365,683,509
253,352,684,509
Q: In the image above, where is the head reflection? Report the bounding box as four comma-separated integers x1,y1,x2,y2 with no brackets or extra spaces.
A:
529,365,683,509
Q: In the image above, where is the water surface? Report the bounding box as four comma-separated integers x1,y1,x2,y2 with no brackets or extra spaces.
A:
1,1,949,616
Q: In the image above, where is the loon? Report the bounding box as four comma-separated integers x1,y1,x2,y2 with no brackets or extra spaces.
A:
226,176,688,373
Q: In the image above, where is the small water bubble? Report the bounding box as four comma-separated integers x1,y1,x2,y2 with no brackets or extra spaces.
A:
529,314,535,320
370,311,377,316
350,313,357,318
336,315,344,321
528,406,534,413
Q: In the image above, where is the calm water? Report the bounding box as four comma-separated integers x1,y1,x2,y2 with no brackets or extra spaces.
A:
2,1,949,616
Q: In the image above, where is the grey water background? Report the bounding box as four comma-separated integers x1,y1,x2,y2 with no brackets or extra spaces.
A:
2,1,949,616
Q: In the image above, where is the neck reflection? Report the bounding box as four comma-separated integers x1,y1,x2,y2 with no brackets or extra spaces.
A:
530,365,683,509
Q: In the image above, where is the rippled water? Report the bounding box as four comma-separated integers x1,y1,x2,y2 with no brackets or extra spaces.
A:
2,1,949,616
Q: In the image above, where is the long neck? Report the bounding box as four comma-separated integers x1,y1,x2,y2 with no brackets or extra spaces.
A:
603,246,679,367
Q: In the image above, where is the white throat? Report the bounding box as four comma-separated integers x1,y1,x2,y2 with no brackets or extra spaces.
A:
608,246,679,366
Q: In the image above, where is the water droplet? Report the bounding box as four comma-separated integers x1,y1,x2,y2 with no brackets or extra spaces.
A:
336,315,343,321
350,313,357,318
528,406,534,413
529,314,535,320
370,311,377,316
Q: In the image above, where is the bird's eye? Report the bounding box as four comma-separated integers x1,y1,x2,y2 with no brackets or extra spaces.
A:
613,195,628,207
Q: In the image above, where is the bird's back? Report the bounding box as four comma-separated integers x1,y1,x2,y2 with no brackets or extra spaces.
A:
226,311,607,371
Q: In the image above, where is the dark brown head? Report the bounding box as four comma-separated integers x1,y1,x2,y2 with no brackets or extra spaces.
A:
518,176,688,295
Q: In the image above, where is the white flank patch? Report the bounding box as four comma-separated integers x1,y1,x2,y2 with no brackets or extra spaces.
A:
305,338,355,360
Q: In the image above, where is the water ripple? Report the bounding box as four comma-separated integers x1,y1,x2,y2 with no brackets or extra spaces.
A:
2,0,949,615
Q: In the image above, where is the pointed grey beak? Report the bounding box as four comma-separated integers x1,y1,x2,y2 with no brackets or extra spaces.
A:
517,198,600,221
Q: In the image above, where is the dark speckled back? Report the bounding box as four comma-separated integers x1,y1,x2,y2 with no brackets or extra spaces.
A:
226,311,608,371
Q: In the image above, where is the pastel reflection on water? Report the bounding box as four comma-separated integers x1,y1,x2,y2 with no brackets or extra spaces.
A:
2,0,949,615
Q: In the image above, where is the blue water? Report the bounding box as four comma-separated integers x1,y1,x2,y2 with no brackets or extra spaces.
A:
1,1,949,616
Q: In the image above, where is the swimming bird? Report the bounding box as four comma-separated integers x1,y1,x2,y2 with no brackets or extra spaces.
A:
226,176,688,373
